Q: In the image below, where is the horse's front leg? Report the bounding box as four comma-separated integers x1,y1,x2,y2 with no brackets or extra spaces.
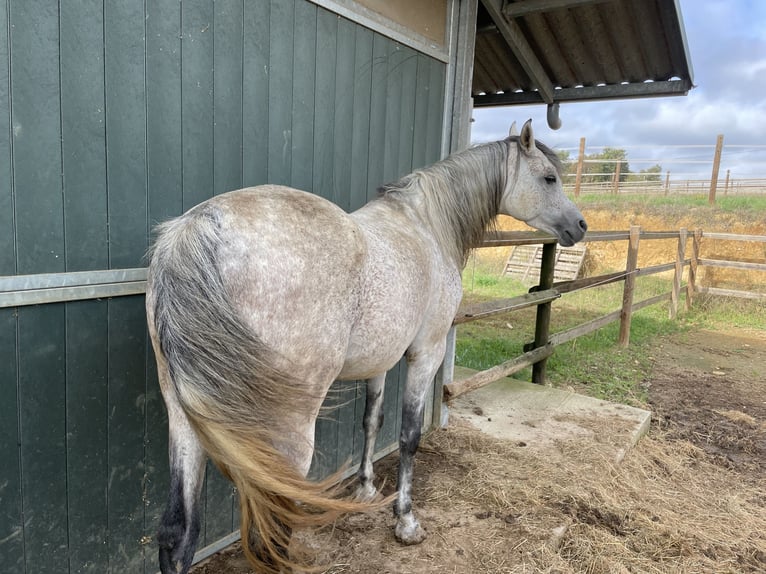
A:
355,373,386,501
394,341,446,545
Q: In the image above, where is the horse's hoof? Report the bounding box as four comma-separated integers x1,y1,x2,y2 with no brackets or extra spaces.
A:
394,514,427,545
353,482,380,503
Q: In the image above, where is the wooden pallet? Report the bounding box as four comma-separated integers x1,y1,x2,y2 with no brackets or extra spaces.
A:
502,243,587,285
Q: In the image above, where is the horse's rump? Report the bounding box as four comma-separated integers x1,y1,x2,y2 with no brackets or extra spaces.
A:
146,189,385,574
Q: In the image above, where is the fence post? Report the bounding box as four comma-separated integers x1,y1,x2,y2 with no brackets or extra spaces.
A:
708,134,724,205
724,169,730,196
664,171,670,195
574,137,585,197
532,242,557,384
669,227,687,319
612,160,621,194
686,229,702,310
619,225,640,347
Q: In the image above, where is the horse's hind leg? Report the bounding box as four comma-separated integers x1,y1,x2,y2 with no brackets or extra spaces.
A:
355,373,386,501
156,364,207,574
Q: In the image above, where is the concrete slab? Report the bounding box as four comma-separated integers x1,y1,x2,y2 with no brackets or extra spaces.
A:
447,366,651,462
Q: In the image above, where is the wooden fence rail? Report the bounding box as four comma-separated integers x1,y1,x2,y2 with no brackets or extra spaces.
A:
443,228,766,401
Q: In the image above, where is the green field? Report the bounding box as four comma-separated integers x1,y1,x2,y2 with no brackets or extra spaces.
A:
456,265,766,406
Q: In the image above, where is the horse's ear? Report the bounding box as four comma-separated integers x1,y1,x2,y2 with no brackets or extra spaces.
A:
508,121,518,137
520,119,534,152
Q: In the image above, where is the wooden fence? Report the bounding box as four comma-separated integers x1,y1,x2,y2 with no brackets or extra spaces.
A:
443,228,766,400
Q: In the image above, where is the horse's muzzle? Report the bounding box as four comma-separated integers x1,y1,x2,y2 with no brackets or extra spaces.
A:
558,218,588,246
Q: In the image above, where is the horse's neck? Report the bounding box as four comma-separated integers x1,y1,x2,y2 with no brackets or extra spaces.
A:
414,142,510,265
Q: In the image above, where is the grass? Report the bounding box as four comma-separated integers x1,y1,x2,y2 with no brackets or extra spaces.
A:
456,265,766,406
574,192,766,212
571,192,766,226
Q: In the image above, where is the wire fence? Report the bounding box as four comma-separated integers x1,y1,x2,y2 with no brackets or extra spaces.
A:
564,177,766,196
558,136,766,200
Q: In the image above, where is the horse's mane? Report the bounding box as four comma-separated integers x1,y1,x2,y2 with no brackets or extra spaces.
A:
379,137,562,267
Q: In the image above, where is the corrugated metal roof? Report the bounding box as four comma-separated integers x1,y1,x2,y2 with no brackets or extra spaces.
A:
473,0,694,109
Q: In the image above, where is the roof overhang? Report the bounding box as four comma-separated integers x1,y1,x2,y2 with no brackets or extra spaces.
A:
473,0,694,114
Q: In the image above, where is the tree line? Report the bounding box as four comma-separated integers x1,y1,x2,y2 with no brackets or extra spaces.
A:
557,148,663,183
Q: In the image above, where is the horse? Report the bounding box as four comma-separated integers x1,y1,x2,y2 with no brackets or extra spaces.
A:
145,119,587,574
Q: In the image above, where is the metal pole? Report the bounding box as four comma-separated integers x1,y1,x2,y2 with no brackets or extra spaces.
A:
532,242,557,384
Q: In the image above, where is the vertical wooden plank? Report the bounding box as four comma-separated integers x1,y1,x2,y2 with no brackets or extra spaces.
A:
0,309,23,572
104,0,148,269
61,0,108,272
0,0,13,276
310,386,341,481
348,26,372,212
425,58,446,165
290,0,316,192
107,297,147,573
267,0,294,186
351,381,366,467
10,1,67,570
334,380,359,471
365,34,389,203
213,0,244,196
66,300,109,573
202,465,234,547
60,7,111,567
146,0,183,229
181,0,214,210
242,0,270,187
312,9,337,201
332,17,355,209
411,54,431,171
382,42,404,185
377,360,402,451
10,0,64,275
619,226,641,347
18,304,68,572
396,47,418,177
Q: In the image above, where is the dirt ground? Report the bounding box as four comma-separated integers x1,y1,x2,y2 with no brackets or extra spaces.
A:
193,325,766,574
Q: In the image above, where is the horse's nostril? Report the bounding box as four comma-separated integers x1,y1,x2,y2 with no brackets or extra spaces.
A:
578,219,588,232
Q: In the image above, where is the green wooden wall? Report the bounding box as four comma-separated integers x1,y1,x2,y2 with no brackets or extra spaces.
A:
0,1,446,572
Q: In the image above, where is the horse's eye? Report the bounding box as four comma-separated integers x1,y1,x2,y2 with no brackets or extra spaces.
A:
544,174,557,184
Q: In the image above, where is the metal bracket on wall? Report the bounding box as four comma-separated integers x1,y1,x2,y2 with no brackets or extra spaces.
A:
0,268,147,308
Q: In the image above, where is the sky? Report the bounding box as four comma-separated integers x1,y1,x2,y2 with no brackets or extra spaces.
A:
470,0,766,179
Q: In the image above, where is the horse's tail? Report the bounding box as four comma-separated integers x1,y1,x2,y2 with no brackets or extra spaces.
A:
147,206,386,574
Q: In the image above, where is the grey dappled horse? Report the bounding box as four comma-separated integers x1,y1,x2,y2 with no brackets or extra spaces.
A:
146,120,587,574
